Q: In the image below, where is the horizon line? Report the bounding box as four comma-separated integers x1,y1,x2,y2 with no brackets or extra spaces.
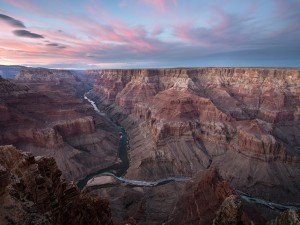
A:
1,64,300,71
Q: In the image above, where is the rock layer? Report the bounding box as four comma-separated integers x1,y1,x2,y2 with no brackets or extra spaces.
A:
0,70,119,181
89,68,300,203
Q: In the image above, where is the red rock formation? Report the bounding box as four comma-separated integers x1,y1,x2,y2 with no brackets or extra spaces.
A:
212,195,266,225
54,116,95,139
166,168,265,225
89,68,300,203
0,73,119,181
166,168,235,225
0,145,113,225
0,75,29,96
16,68,77,83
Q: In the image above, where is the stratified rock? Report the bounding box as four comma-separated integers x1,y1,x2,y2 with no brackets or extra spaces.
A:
0,145,113,225
0,73,119,181
89,68,300,203
212,195,266,225
16,68,77,83
0,75,29,97
267,210,300,225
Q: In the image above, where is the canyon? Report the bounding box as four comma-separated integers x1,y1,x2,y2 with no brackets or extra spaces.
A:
0,67,299,224
0,69,120,181
87,68,300,202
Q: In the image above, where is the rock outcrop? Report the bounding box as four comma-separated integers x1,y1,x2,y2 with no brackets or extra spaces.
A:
0,75,29,96
88,68,300,203
166,168,235,225
91,180,186,225
166,168,266,225
212,195,266,225
267,210,300,225
0,145,113,225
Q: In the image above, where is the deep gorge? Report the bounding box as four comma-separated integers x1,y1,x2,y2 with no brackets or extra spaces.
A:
0,67,299,225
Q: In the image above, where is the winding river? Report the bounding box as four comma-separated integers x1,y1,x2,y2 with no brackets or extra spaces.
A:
77,93,188,189
78,92,300,212
77,93,130,189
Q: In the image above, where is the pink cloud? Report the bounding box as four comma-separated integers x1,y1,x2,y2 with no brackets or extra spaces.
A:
142,0,177,11
173,22,211,47
59,15,159,53
152,26,164,37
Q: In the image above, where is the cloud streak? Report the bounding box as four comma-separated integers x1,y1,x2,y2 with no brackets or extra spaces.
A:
46,43,66,49
0,13,25,28
13,30,44,38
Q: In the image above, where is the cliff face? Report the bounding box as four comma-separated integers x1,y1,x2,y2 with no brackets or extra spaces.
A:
0,145,113,225
166,168,235,225
0,72,119,181
0,75,29,96
89,68,300,203
166,168,266,225
16,69,77,83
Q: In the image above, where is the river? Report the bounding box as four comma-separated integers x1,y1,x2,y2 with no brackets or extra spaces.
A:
77,93,187,189
77,93,129,189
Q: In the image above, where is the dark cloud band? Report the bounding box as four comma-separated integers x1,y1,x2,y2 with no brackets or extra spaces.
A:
0,13,25,28
13,29,44,38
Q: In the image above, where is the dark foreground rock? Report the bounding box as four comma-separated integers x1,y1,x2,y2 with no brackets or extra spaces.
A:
0,145,113,225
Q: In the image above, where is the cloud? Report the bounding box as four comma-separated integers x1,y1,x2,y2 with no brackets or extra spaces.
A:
1,0,299,68
172,6,262,48
142,0,177,11
46,43,66,49
13,29,44,38
151,26,164,37
0,13,25,28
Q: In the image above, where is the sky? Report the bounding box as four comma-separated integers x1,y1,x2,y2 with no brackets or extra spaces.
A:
0,0,299,69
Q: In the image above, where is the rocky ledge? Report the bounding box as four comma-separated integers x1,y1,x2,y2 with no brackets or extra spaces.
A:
0,145,113,225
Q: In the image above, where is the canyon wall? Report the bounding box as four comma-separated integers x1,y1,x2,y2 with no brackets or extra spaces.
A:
88,68,300,203
0,70,120,181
